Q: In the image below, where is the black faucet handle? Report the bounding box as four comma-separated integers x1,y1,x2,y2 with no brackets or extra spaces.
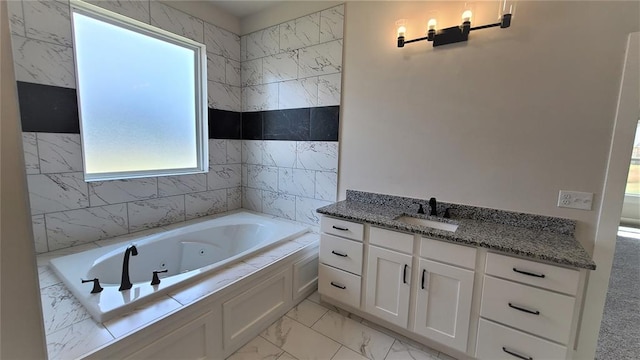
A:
443,208,451,219
81,278,103,294
412,202,425,214
151,269,169,286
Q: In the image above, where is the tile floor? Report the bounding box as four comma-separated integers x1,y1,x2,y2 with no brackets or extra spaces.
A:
227,291,457,360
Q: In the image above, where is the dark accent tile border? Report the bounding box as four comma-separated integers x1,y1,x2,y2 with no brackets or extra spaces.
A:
311,106,340,141
242,106,339,141
17,81,80,133
209,109,241,139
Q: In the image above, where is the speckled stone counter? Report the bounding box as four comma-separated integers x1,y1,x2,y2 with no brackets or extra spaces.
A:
317,190,596,270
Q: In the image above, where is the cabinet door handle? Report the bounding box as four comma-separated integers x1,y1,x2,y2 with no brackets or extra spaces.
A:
421,269,427,290
330,281,346,290
513,267,545,278
502,347,533,360
331,250,348,257
332,225,349,231
403,264,408,284
508,302,540,315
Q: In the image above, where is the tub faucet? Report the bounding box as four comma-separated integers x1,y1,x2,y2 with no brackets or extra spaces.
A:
429,197,438,216
119,245,138,291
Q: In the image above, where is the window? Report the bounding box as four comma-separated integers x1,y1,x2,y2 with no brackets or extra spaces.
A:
71,0,207,181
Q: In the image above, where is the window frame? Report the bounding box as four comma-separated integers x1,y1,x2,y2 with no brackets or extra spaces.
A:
70,0,208,182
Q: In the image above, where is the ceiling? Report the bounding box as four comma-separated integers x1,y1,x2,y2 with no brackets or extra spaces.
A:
208,1,284,19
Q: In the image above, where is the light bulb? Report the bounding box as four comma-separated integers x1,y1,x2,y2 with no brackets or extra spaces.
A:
427,18,437,31
462,10,472,22
397,25,406,37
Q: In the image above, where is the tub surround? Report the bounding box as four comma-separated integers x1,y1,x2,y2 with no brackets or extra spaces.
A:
317,190,595,270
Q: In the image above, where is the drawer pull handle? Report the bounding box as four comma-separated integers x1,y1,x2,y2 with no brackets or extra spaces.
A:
421,269,427,290
331,250,348,257
403,264,408,284
508,302,540,316
502,347,533,360
513,268,545,278
330,281,346,290
332,225,349,231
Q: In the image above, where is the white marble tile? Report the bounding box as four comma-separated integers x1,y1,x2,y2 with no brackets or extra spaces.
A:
263,50,298,83
277,352,297,360
226,58,242,87
22,132,40,174
279,168,315,198
240,34,247,61
263,141,297,168
41,283,92,333
242,240,304,269
318,73,341,107
207,164,241,190
207,53,226,83
247,165,278,192
241,58,263,87
299,40,343,78
295,197,331,226
33,215,49,253
227,335,283,360
286,299,328,327
169,262,257,305
7,0,25,36
438,352,457,360
158,174,207,196
86,0,151,24
27,172,89,215
243,83,279,112
242,140,264,165
315,171,337,201
37,133,83,173
306,290,321,304
208,81,242,112
36,242,100,267
312,310,395,360
89,178,157,206
320,5,345,42
242,164,249,187
38,265,62,289
150,1,204,42
262,191,296,220
11,35,75,88
386,340,440,360
227,187,242,210
261,316,341,360
185,189,227,220
46,318,114,360
246,26,279,60
242,187,262,212
45,204,129,251
296,142,338,172
23,0,72,46
127,195,185,232
280,13,320,51
204,22,241,62
332,346,368,360
279,77,318,110
103,296,182,338
227,140,242,164
209,139,227,165
318,300,363,323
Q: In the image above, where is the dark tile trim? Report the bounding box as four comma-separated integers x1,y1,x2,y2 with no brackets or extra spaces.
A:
17,81,80,133
242,106,339,141
209,109,241,139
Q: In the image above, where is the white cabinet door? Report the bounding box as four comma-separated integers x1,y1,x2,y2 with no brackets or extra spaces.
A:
365,245,412,328
413,258,474,353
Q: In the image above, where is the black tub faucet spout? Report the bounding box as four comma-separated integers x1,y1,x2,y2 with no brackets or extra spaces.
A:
429,197,438,216
119,245,138,291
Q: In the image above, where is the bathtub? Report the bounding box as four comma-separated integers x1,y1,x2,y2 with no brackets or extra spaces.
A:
49,211,310,322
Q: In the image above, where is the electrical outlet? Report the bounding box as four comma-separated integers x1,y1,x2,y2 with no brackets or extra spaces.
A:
557,190,594,210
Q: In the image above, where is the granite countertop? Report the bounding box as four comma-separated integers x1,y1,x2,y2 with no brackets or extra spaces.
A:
317,194,596,270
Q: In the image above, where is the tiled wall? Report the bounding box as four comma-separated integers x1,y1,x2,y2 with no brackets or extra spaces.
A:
239,5,344,225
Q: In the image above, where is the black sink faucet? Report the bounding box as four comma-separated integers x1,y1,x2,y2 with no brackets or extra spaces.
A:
119,245,138,291
429,197,438,216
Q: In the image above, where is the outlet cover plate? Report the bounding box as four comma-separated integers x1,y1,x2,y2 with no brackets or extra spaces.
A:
558,190,594,210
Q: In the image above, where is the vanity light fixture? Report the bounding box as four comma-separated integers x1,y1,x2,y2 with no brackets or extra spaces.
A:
397,0,515,48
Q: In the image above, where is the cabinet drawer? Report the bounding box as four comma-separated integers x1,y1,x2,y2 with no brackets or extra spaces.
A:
485,252,580,296
320,234,363,275
476,318,567,360
369,226,414,254
480,276,575,344
319,264,361,309
321,216,364,241
420,238,477,269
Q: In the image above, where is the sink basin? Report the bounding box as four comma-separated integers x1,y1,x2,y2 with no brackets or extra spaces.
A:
395,216,459,232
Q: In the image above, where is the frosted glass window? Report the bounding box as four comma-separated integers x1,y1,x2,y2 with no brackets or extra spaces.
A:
71,1,207,181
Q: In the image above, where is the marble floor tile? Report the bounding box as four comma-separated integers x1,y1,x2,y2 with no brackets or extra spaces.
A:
332,346,369,360
385,340,439,360
38,265,62,289
306,290,321,304
312,310,395,360
277,352,298,360
228,336,284,360
261,316,341,360
46,318,114,360
285,299,328,327
40,283,92,333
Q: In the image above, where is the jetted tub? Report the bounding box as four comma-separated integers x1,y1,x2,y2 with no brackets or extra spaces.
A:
49,212,310,322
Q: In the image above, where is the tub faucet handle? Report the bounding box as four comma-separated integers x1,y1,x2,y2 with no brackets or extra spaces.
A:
412,202,425,214
151,269,168,286
81,278,103,294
